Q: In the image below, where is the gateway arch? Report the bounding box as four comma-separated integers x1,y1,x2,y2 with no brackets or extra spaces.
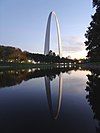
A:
44,11,62,58
44,73,62,119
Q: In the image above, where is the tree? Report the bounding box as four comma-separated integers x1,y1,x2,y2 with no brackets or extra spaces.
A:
93,0,100,7
84,0,100,62
86,70,100,132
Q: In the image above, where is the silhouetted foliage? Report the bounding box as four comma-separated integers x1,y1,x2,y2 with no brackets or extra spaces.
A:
86,69,100,133
85,0,100,62
93,0,100,7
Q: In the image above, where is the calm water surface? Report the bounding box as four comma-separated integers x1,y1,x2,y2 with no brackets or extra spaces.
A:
0,68,100,133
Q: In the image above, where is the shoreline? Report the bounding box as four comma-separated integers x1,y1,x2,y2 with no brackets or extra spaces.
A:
80,63,100,70
0,63,100,70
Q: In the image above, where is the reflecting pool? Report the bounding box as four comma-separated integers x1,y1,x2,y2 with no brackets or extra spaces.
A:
0,68,100,133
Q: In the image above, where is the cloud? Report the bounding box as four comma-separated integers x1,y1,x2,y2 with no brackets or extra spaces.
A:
49,35,87,59
62,45,83,52
62,35,85,53
61,35,87,59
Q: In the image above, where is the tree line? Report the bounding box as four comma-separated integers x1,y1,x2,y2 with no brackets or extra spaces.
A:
0,45,75,64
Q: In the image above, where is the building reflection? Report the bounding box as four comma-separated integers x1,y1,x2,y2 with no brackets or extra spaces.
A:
44,73,62,120
86,69,100,133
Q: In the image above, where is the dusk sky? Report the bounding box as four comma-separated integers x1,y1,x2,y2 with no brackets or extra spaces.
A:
0,0,93,59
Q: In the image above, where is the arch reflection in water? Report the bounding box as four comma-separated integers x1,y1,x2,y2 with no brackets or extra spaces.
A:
44,73,62,120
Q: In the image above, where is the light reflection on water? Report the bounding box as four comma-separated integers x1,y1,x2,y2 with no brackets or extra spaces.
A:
0,68,100,133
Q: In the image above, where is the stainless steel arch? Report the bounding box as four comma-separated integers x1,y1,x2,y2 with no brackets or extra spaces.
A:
44,73,62,120
44,11,62,58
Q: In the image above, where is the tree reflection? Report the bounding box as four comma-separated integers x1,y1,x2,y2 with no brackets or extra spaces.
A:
86,69,100,133
0,67,79,88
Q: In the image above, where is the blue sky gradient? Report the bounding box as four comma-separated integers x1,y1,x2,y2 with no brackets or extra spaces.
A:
0,0,93,58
